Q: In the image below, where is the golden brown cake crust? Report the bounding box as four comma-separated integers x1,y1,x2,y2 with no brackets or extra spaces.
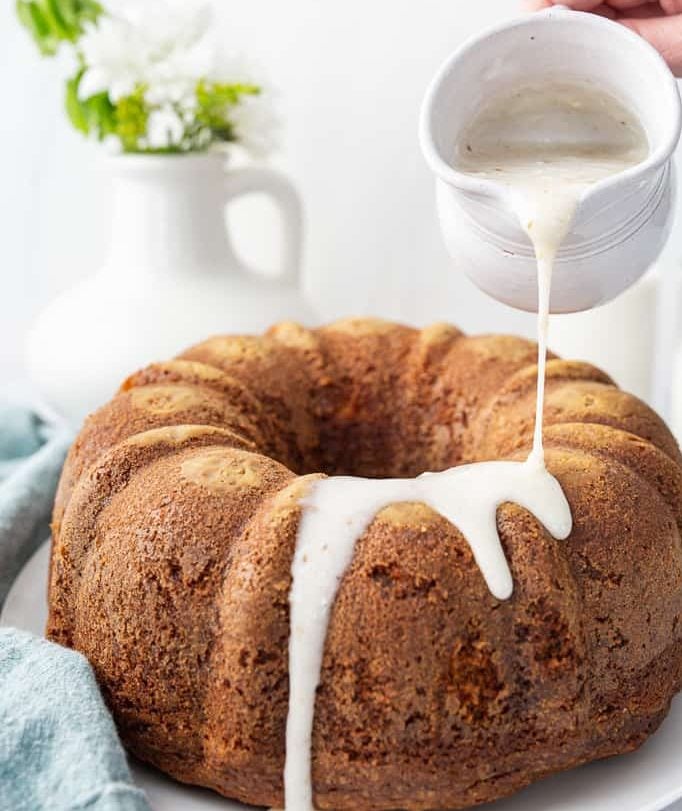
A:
47,319,682,810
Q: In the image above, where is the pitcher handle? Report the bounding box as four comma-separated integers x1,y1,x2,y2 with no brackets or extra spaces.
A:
223,165,303,287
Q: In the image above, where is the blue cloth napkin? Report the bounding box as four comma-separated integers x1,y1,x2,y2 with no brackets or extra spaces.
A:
0,401,72,607
0,399,151,811
0,629,150,811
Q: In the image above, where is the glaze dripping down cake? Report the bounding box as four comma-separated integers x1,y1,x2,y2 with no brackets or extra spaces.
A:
48,318,682,810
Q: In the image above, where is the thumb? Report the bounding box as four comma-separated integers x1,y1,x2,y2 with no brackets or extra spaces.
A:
620,13,682,76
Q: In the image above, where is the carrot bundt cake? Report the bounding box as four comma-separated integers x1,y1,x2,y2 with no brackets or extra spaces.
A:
47,318,682,809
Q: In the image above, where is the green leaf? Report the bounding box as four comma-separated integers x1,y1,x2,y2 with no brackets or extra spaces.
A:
16,0,103,56
16,1,36,33
65,68,118,141
45,0,73,40
86,92,117,138
113,87,149,151
54,0,79,28
80,0,103,23
64,71,89,133
17,1,59,55
63,0,102,30
195,80,261,144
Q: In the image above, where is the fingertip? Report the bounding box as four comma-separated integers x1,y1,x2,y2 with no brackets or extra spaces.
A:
522,1,616,15
543,0,609,9
522,0,553,10
619,15,682,76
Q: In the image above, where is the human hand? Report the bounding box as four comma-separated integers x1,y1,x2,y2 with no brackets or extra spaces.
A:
527,1,682,76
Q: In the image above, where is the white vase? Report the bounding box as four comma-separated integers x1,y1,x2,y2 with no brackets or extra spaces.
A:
26,152,316,427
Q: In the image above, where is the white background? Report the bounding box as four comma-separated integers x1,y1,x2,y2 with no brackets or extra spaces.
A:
1,0,680,401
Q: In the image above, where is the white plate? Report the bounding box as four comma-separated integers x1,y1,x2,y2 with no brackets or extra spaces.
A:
2,541,682,811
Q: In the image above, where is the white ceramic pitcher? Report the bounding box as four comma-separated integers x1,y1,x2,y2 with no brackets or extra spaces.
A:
420,5,682,313
26,153,316,426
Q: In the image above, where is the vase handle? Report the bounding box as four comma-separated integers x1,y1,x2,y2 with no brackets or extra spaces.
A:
223,165,303,287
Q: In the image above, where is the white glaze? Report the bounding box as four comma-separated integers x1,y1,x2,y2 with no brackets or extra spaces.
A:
285,462,571,810
283,80,648,811
455,80,648,463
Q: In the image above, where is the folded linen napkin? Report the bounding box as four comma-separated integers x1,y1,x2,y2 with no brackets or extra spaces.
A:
0,398,151,811
0,400,72,608
0,628,150,811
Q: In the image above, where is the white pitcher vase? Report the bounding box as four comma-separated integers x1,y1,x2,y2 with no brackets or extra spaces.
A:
26,152,315,427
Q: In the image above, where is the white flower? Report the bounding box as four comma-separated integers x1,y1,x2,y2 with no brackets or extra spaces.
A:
79,0,214,103
79,17,139,101
230,90,281,158
102,134,123,154
147,105,185,150
207,52,265,89
76,0,279,154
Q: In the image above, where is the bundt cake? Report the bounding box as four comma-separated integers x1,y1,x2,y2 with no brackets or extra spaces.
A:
47,318,682,810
